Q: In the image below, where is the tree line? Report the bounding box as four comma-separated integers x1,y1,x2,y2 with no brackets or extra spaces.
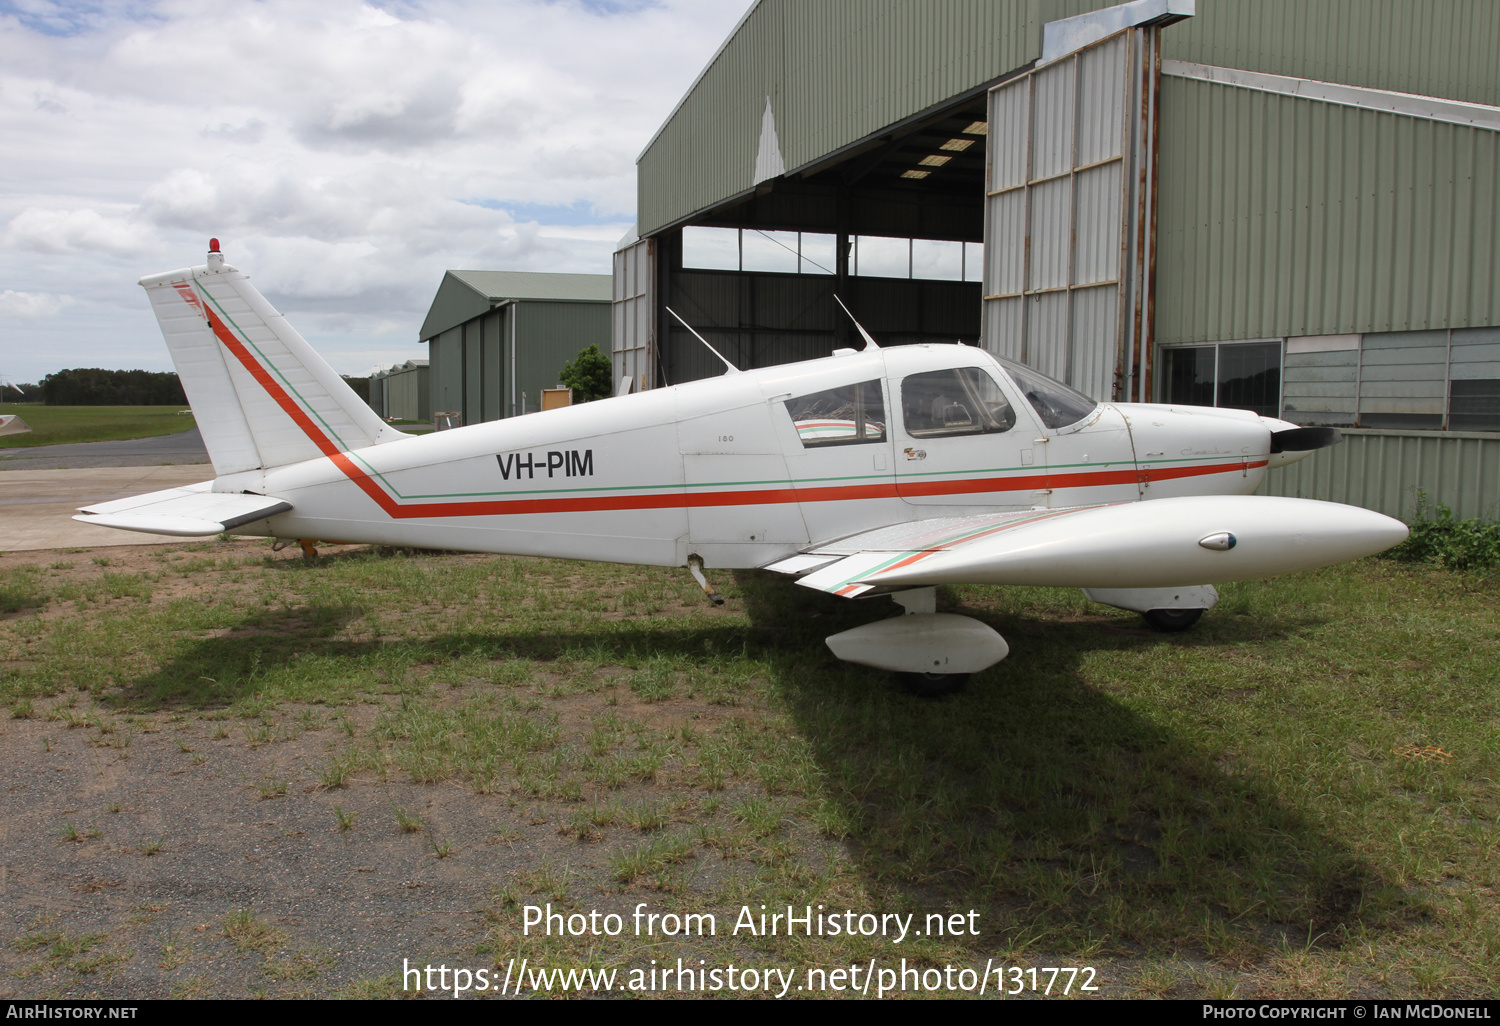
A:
21,368,189,406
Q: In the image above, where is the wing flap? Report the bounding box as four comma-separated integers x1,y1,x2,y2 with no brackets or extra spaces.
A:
75,486,292,537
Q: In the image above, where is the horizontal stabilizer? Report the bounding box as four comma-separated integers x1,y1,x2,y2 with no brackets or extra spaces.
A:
75,483,292,537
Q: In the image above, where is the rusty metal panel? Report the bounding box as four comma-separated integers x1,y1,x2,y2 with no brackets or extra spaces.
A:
1260,428,1500,522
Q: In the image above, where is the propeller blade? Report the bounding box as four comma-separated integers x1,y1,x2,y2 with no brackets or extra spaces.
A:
1270,426,1342,453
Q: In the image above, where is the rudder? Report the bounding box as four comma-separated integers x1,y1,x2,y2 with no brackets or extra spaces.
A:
140,240,403,475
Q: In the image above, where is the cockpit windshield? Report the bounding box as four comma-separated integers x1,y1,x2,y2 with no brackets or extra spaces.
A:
986,354,1099,430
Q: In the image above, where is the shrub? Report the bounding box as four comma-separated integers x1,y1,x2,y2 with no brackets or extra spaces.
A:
559,345,613,403
1389,498,1500,571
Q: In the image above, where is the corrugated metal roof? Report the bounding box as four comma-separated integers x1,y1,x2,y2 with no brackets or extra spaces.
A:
447,270,613,303
419,271,612,341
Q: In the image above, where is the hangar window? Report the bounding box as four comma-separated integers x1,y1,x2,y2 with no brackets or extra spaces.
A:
852,236,982,282
1160,341,1282,418
1446,329,1500,430
681,227,836,275
784,379,886,447
901,368,1015,437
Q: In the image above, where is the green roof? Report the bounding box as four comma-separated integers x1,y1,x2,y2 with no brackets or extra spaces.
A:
419,270,612,341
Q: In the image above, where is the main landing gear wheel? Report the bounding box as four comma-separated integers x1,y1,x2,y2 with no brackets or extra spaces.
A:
896,671,971,698
1142,607,1205,632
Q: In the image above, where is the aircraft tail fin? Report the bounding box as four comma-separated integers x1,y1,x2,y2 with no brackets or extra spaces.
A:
139,240,404,476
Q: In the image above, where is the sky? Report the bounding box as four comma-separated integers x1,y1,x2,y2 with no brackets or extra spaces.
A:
0,0,750,384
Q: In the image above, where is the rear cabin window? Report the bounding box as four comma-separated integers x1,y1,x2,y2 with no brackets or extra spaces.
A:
785,379,887,447
901,368,1016,438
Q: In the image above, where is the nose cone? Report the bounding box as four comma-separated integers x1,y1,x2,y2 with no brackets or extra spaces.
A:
1353,506,1411,553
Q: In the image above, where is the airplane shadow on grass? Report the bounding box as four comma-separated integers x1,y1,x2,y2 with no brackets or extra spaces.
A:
729,570,1423,963
114,570,1421,963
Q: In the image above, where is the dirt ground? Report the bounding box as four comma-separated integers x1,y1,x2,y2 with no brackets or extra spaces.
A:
0,541,812,1000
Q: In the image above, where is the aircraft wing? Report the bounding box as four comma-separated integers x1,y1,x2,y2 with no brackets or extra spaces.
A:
774,495,1408,597
74,482,292,537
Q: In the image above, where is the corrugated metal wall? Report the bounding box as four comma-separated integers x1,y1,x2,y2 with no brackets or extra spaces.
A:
640,1,1499,240
426,304,608,423
1163,0,1500,109
384,366,429,423
1260,429,1500,521
513,302,612,415
367,374,385,418
1156,74,1500,345
638,0,786,240
482,310,505,422
430,326,464,417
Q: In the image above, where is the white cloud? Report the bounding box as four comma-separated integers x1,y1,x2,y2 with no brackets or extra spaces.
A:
4,207,151,257
0,289,75,318
0,0,752,378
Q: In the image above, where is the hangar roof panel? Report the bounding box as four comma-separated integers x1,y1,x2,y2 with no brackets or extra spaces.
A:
640,0,1500,239
419,270,612,341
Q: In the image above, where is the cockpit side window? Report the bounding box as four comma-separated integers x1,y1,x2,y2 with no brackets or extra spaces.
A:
784,379,887,447
900,367,1017,438
989,355,1099,430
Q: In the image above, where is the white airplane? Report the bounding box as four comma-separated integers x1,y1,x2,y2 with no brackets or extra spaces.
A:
77,241,1408,694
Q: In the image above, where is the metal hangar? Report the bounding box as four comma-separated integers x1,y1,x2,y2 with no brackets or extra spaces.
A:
420,270,612,426
615,0,1500,519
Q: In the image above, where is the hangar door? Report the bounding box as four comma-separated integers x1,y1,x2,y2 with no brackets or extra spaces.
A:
984,29,1162,404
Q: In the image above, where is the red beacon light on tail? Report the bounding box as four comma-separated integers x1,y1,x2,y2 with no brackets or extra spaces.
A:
206,238,224,271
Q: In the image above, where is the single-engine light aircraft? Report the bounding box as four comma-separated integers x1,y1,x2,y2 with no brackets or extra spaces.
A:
77,242,1408,694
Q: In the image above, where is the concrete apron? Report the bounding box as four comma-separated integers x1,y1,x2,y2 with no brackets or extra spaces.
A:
0,466,217,551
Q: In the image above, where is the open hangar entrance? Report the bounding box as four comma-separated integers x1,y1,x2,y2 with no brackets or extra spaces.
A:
615,0,1187,403
648,94,991,387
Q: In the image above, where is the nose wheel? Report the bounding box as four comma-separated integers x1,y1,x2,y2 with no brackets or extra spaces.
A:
1142,607,1204,631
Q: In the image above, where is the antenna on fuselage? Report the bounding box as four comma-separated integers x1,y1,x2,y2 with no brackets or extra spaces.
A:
833,295,880,351
665,307,740,375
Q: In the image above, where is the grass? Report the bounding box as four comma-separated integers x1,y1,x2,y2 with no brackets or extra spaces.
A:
2,541,1499,997
221,909,286,955
0,405,197,449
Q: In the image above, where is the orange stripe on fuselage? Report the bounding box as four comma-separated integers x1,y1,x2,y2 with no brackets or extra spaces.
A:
198,293,1259,521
